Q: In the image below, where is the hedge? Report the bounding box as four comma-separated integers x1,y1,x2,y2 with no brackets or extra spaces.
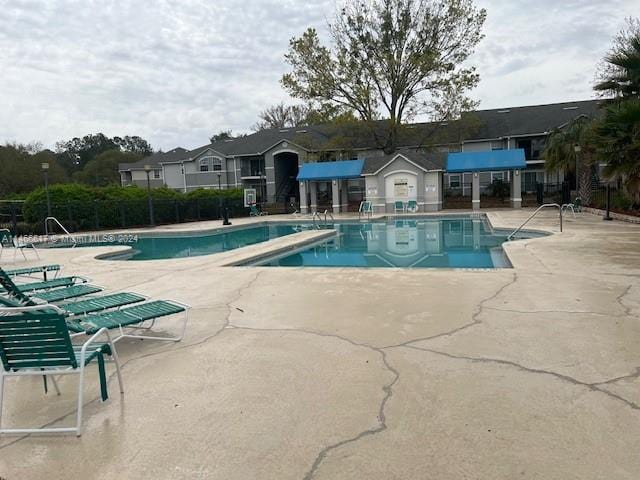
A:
13,184,247,233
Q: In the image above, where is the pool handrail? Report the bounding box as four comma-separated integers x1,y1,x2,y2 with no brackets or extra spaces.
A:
44,216,77,248
507,203,562,241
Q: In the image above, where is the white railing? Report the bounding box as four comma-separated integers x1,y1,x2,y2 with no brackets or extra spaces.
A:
44,216,77,248
507,203,562,241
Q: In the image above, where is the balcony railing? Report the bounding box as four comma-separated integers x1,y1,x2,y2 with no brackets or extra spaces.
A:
240,166,263,178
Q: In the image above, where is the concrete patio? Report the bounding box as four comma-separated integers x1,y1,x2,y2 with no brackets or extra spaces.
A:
1,209,640,479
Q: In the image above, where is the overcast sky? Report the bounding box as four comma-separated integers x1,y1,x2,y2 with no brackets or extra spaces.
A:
0,0,637,152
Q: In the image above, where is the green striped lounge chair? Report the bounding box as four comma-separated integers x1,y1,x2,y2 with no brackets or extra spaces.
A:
4,264,61,281
1,268,189,342
0,304,124,436
65,299,191,343
406,200,418,213
394,201,405,214
0,267,103,304
0,293,189,343
0,288,148,317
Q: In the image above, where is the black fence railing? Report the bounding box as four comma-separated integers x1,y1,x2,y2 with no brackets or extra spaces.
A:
0,198,249,235
587,183,638,213
522,182,571,207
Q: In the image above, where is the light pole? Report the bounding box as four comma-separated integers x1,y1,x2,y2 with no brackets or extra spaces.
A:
217,172,222,218
217,172,231,225
41,162,51,217
257,170,263,206
604,182,613,221
573,144,581,200
144,164,155,226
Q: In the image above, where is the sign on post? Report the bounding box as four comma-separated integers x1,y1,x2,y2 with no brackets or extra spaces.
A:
244,188,257,207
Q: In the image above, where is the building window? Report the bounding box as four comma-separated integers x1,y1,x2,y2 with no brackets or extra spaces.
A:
153,170,161,179
491,172,504,182
199,156,223,172
449,174,461,188
199,158,211,172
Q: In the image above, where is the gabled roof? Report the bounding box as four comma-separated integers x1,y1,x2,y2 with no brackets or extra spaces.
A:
184,126,330,159
118,147,188,171
362,148,447,175
462,100,603,140
122,99,604,171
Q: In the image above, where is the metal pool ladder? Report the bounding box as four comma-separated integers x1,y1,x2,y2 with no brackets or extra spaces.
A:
45,216,77,248
312,210,334,229
507,203,562,241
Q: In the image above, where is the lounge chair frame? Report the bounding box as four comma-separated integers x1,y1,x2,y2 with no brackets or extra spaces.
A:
0,305,124,436
68,299,191,344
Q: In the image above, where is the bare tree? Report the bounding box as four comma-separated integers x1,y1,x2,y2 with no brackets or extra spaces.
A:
281,0,486,152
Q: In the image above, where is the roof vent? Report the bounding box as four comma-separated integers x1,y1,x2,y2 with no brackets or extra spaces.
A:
497,109,511,113
562,106,578,110
224,139,234,142
279,129,289,133
296,129,307,133
440,122,448,126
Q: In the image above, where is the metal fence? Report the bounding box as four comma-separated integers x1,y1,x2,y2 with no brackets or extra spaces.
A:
587,183,637,213
522,182,571,208
0,197,249,234
443,182,473,209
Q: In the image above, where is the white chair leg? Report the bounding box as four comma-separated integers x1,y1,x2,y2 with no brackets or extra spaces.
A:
108,338,125,395
0,372,5,431
76,366,85,436
50,375,61,396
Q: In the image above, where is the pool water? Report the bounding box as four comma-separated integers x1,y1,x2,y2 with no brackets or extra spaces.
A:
255,218,517,269
115,224,300,260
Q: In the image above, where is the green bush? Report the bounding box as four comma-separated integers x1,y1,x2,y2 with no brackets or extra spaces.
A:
19,183,248,232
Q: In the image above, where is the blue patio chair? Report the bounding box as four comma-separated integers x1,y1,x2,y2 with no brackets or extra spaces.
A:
394,201,405,214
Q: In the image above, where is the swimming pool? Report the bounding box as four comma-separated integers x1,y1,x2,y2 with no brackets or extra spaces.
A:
104,224,301,260
253,217,535,269
89,215,541,266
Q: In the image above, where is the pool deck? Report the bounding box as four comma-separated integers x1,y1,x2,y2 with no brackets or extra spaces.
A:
2,209,640,479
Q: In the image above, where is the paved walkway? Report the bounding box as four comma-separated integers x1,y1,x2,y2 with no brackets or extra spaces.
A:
1,210,639,479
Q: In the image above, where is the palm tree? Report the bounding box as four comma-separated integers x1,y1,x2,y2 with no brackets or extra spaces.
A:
594,99,640,204
595,20,640,99
543,116,597,203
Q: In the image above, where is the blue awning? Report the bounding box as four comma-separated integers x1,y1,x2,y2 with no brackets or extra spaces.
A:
446,149,526,173
297,160,364,181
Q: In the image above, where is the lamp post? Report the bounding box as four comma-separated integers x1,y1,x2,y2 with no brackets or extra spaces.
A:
41,162,51,217
144,164,155,226
573,144,581,200
604,182,613,221
216,172,231,225
257,170,263,206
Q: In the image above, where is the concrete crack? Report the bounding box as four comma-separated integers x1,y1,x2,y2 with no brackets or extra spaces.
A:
227,325,398,480
403,345,640,412
483,305,629,318
384,272,517,349
616,285,634,317
593,366,640,386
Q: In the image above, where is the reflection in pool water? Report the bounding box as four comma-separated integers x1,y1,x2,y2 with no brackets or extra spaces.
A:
257,218,518,269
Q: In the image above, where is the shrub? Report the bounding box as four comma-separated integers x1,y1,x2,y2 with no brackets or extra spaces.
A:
19,183,248,233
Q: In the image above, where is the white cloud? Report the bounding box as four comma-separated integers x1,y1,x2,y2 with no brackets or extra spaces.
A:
0,0,637,151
